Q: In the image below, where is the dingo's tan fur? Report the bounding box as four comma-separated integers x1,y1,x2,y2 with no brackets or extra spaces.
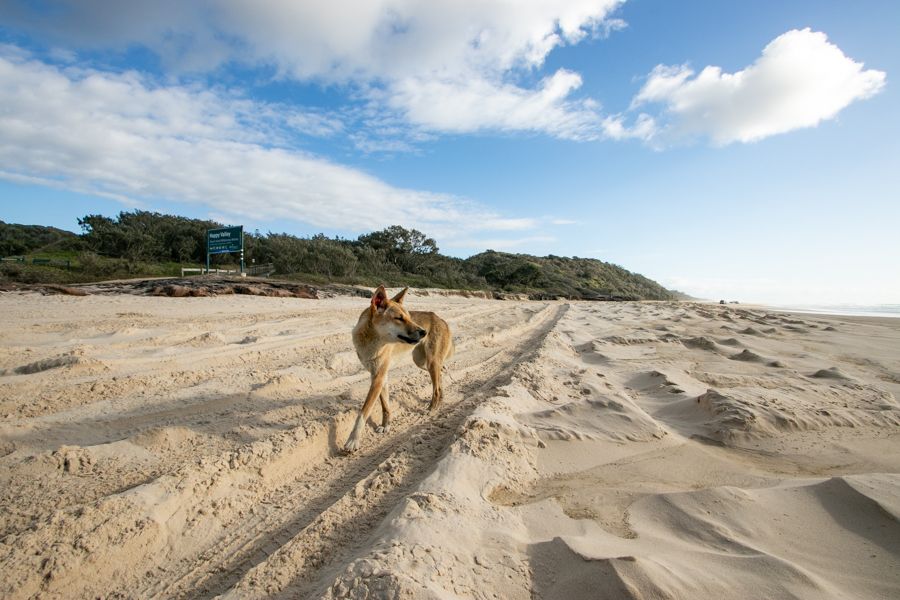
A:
344,286,453,453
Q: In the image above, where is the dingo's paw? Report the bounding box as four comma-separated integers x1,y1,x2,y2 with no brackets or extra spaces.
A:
343,437,360,453
376,425,390,434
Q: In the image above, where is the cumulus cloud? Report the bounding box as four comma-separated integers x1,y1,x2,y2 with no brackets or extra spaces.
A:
0,51,535,237
0,0,624,140
630,29,886,145
601,113,657,142
390,70,602,140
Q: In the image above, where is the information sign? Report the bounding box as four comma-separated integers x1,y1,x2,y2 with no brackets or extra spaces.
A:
207,226,243,254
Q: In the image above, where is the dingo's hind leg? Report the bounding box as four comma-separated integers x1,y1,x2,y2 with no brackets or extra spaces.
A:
427,360,443,411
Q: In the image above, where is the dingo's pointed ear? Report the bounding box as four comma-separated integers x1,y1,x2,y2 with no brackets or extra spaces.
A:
391,287,409,304
371,285,388,312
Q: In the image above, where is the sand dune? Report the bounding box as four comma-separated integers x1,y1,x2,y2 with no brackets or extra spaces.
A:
0,292,898,598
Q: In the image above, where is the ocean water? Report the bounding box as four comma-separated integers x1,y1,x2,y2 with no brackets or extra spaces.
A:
771,304,900,318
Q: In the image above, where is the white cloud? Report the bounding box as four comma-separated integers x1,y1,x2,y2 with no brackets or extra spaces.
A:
390,70,602,140
215,0,623,81
0,51,535,237
631,29,886,145
0,0,625,140
601,112,657,142
4,6,882,156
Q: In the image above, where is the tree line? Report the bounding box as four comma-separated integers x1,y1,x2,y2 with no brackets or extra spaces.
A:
1,212,679,300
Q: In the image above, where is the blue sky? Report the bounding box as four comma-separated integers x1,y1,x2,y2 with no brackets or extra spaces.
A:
0,0,897,304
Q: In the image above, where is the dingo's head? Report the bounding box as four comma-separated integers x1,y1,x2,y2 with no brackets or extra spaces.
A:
369,285,426,344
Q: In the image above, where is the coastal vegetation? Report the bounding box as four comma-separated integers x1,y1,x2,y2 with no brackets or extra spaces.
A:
0,212,681,300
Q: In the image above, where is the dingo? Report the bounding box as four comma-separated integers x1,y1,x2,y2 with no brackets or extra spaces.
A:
344,286,453,453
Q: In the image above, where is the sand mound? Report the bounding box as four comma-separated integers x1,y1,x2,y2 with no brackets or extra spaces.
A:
4,352,106,376
811,367,854,381
644,370,677,386
603,335,657,345
520,396,665,443
718,338,743,347
693,380,899,437
613,474,900,599
695,389,760,439
133,426,200,453
574,341,610,364
180,331,227,346
253,373,311,398
681,337,719,352
10,354,81,375
730,349,765,362
627,370,694,396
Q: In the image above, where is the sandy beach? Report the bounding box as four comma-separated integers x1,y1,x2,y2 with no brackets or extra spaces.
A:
1,290,898,599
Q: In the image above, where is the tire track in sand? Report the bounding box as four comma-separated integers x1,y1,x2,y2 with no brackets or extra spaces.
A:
136,302,567,599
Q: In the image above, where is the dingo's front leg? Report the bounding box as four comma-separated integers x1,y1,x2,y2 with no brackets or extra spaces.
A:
344,366,388,453
376,380,391,434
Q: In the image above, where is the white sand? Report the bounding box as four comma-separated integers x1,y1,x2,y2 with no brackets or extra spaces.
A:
0,292,898,598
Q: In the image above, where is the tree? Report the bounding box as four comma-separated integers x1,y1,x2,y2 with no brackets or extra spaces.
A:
358,225,438,255
0,221,83,256
357,225,438,272
80,210,222,263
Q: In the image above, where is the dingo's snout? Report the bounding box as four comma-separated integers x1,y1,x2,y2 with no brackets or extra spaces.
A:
399,327,426,344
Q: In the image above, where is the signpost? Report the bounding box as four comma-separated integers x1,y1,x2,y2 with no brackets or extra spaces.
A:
206,226,244,274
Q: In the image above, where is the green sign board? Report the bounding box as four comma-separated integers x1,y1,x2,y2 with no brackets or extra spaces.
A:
207,226,243,255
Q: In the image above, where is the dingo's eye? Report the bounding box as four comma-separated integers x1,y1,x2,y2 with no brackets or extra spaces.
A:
394,316,404,322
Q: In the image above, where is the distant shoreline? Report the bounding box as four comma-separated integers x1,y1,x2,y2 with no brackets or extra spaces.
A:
767,304,900,319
